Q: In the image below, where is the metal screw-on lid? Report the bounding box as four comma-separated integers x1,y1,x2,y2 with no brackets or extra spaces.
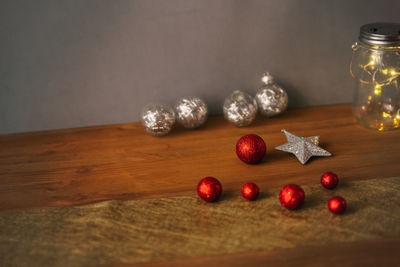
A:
359,22,400,47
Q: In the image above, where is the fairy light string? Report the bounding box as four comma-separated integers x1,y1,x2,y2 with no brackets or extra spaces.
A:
352,42,400,130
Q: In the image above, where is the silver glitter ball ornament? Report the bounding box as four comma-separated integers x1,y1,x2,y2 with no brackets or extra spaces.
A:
175,97,208,129
141,104,176,136
223,90,258,127
256,72,288,117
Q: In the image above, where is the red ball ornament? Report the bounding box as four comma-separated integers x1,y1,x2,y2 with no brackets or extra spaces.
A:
328,196,347,214
279,184,305,210
236,134,266,164
321,171,339,189
197,177,222,202
241,182,260,200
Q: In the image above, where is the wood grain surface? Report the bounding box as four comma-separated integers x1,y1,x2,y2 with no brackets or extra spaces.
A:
0,177,399,267
1,104,399,211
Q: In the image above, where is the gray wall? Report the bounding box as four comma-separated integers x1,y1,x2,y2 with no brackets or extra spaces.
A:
1,0,399,134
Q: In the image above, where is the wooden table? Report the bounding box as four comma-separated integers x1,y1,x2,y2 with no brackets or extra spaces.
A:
0,104,399,266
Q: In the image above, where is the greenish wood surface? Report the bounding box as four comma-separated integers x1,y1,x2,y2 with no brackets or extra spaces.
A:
0,177,399,267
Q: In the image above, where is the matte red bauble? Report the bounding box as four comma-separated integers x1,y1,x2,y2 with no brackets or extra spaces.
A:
236,134,266,164
328,196,347,214
241,182,260,200
197,177,222,202
279,184,305,210
321,171,339,189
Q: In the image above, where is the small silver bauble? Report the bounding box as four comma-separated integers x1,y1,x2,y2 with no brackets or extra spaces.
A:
175,97,208,129
141,104,176,136
256,72,288,117
223,90,258,127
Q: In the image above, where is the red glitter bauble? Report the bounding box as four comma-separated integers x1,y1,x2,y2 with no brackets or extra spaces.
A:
236,134,266,164
321,171,339,189
197,177,222,202
241,182,260,200
328,196,347,214
279,184,305,210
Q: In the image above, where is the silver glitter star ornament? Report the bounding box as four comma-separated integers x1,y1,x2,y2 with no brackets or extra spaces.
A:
275,129,332,164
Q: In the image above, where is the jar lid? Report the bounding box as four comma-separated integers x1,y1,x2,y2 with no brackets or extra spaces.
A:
359,22,400,47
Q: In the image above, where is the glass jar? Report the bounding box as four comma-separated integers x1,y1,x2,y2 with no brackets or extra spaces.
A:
350,23,400,131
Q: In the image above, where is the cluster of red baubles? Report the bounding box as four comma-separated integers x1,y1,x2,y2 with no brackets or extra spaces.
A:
320,171,346,214
196,134,347,214
197,178,260,202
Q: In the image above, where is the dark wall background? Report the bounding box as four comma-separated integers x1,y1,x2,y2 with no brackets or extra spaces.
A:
1,0,399,134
